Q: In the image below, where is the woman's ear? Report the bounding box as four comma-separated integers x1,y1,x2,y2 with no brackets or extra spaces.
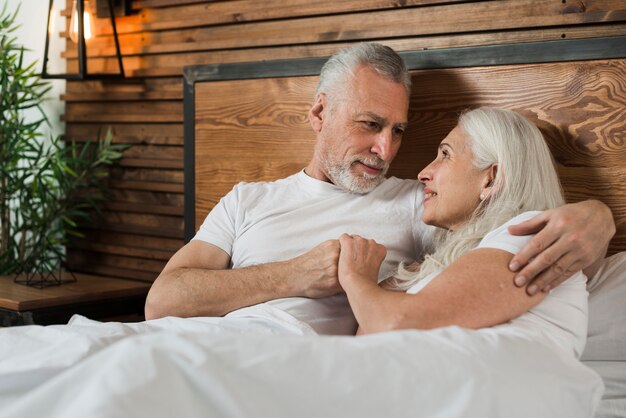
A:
480,164,498,200
309,93,327,133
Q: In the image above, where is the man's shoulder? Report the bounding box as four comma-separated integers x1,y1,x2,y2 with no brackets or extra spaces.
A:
225,172,302,205
232,172,300,191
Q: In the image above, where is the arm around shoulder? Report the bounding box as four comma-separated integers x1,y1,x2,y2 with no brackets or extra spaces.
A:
507,199,615,293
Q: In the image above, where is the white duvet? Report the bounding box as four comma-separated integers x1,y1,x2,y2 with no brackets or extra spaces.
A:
0,309,603,418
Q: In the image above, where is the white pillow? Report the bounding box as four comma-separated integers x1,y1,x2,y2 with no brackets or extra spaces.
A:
581,251,626,361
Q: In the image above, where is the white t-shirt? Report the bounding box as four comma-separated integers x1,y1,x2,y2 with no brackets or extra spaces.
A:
406,211,588,357
193,170,433,335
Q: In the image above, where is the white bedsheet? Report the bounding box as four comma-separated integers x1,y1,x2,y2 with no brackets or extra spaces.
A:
0,309,603,418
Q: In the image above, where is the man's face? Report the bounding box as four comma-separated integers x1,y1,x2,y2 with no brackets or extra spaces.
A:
309,66,409,194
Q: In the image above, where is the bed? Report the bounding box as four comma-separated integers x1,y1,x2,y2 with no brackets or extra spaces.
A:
1,37,625,418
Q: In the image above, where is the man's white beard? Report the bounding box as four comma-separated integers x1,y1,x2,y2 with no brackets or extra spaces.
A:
324,158,388,194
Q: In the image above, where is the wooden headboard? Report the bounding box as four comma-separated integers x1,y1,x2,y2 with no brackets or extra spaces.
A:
184,36,626,255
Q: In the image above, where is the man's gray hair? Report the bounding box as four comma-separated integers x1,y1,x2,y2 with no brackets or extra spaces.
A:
314,43,411,101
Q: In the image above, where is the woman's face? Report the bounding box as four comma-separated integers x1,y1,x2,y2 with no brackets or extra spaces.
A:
418,125,491,231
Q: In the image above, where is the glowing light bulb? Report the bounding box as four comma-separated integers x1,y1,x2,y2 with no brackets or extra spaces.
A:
69,1,95,43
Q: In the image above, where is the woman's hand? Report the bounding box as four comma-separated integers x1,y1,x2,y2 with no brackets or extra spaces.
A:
337,234,387,288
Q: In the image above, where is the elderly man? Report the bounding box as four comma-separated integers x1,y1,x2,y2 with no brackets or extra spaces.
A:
145,43,614,333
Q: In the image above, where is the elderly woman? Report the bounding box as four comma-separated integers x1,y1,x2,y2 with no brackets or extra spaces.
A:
338,107,587,356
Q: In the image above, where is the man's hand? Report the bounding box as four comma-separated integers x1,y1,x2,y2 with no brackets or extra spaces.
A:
508,200,615,295
291,239,343,298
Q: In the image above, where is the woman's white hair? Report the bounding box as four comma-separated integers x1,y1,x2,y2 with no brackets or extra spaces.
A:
315,43,411,103
393,107,565,290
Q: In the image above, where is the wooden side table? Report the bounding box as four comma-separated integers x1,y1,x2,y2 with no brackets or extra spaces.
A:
0,274,151,326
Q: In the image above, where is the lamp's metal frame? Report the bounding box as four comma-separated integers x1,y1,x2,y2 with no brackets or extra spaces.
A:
42,0,125,80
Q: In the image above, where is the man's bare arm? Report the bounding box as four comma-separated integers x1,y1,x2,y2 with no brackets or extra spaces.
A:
145,240,342,320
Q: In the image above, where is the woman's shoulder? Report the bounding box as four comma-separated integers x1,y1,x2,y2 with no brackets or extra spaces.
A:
476,211,543,255
493,211,542,232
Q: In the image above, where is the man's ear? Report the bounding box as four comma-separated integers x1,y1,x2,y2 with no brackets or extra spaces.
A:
481,163,499,199
309,93,327,133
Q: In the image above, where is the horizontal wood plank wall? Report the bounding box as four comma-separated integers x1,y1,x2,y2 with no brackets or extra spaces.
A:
62,0,626,281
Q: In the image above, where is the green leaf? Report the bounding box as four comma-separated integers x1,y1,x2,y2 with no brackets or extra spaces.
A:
62,215,77,228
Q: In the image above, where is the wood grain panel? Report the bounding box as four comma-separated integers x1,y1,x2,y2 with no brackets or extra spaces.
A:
65,123,183,145
132,0,214,9
195,76,318,222
118,158,184,169
194,60,626,255
110,167,183,184
104,201,183,216
63,102,183,123
65,263,159,282
109,180,183,193
66,24,626,78
65,77,182,95
109,189,184,206
121,144,183,161
68,240,174,260
86,212,184,238
106,0,471,34
63,91,181,101
67,250,165,280
65,0,626,57
71,251,165,273
71,231,183,252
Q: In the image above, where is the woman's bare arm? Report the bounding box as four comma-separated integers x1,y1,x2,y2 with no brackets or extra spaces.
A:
338,235,546,335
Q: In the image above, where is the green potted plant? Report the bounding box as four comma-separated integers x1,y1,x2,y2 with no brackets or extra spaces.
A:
0,4,125,287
